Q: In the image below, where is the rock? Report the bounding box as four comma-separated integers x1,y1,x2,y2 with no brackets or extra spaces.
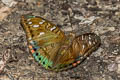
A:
108,63,118,72
1,0,17,7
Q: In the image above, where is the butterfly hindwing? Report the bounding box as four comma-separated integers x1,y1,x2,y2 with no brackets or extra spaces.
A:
51,33,100,71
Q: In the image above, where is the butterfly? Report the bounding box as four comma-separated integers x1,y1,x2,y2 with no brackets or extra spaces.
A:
21,15,101,71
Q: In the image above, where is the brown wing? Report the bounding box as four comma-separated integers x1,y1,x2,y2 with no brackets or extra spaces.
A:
21,15,65,46
53,33,101,70
21,15,66,69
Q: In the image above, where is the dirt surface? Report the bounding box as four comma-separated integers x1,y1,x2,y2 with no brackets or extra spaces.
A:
0,0,120,80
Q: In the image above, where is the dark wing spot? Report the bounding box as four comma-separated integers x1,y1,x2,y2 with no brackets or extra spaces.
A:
39,57,41,60
33,48,37,51
31,34,34,37
43,62,45,64
48,66,51,68
36,53,39,56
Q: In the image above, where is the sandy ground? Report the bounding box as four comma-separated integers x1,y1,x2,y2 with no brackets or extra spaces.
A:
0,0,120,80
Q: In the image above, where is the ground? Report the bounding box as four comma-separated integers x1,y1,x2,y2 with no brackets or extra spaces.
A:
0,0,120,80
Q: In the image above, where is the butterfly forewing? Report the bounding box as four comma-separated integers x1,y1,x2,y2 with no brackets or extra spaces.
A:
21,15,66,69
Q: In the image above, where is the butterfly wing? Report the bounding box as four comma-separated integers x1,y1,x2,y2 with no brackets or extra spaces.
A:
21,15,66,69
52,33,101,71
21,15,101,71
